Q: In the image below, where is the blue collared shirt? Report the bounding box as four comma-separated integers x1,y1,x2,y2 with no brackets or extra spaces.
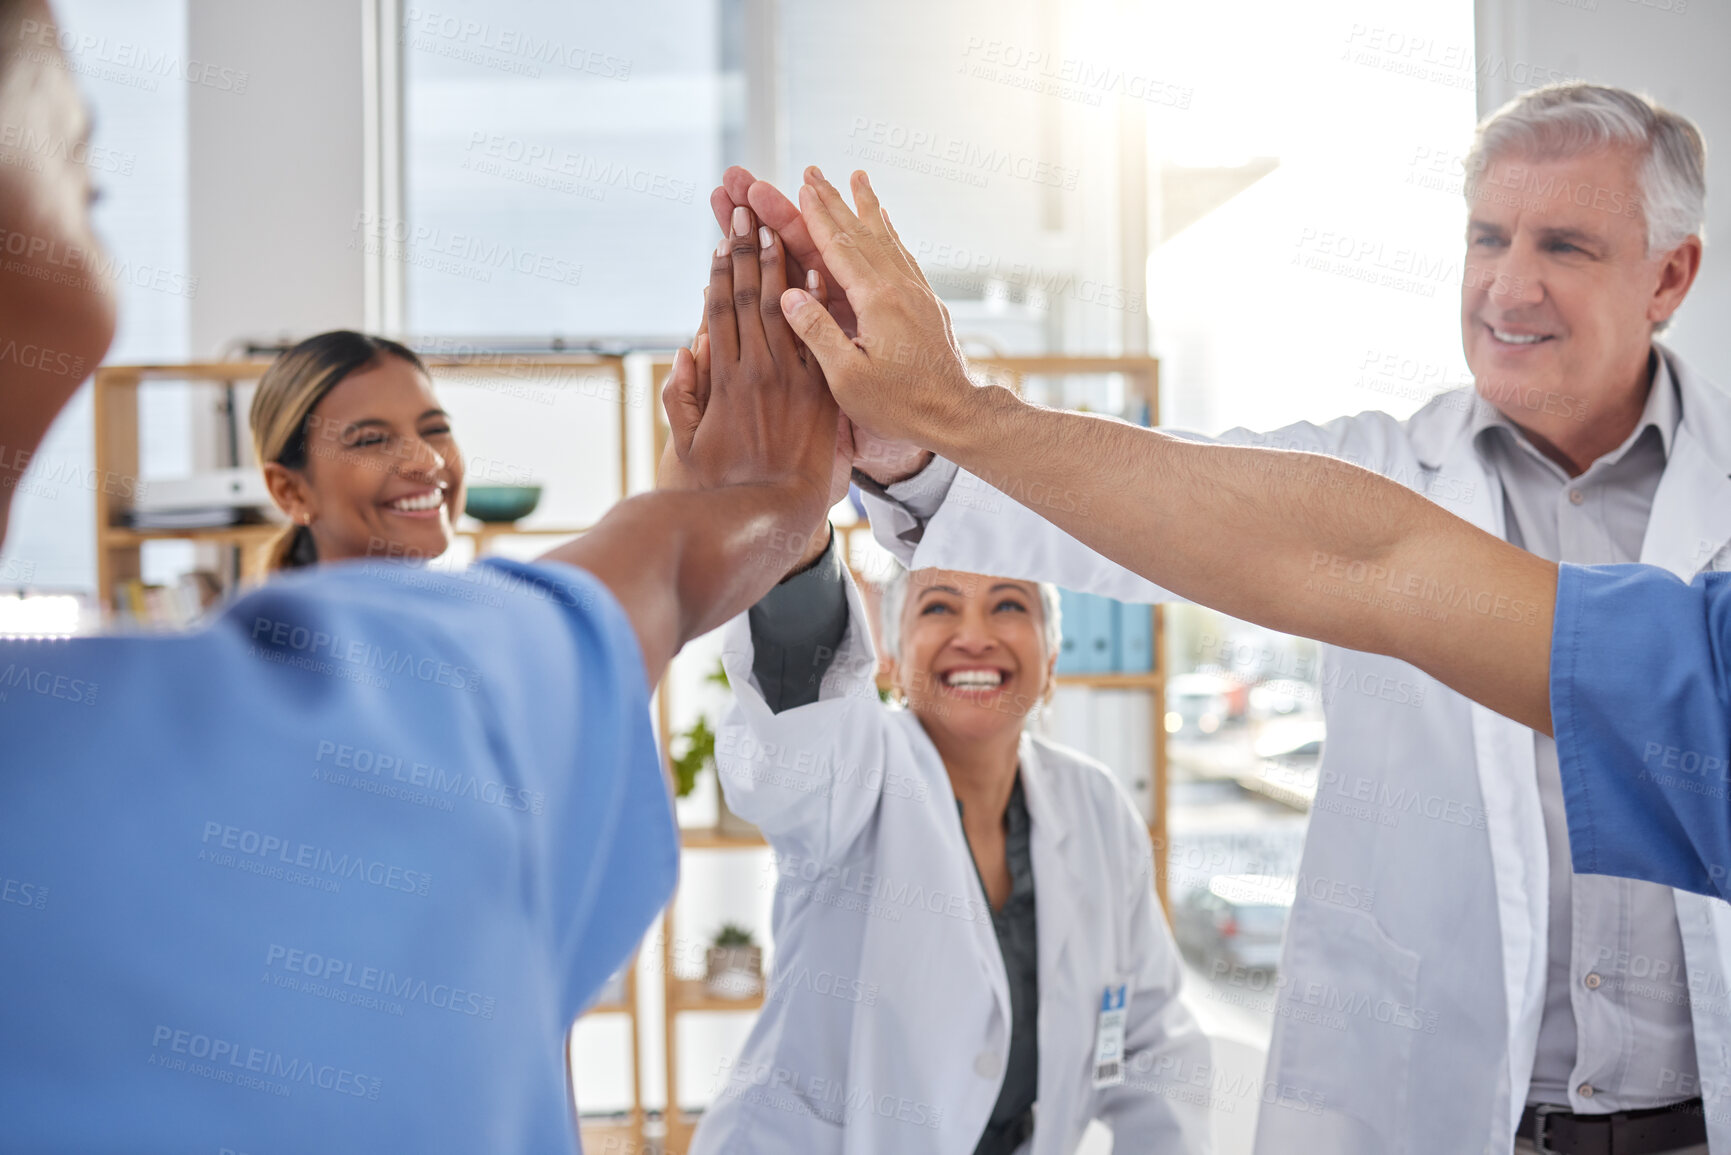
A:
0,558,677,1153
1552,562,1731,899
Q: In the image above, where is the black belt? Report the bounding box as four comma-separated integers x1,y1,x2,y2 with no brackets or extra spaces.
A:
1517,1099,1705,1154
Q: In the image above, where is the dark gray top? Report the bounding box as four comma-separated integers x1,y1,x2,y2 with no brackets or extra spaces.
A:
748,530,1040,1151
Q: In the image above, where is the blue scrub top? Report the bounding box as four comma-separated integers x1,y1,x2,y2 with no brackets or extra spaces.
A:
1551,562,1731,901
0,558,678,1154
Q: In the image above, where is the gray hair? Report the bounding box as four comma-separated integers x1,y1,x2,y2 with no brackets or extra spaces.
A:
877,563,1062,664
1464,83,1706,257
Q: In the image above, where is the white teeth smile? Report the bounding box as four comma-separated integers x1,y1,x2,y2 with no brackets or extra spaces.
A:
1490,327,1551,345
387,490,444,512
943,669,1004,689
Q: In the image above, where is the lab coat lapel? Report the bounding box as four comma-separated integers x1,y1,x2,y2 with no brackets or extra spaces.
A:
1019,735,1086,1151
1644,347,1731,580
1419,412,1551,1149
1019,736,1079,985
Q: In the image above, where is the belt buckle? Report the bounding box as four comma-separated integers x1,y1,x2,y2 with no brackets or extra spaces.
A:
1531,1103,1564,1155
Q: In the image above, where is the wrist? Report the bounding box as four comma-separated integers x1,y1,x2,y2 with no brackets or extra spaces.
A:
855,445,932,487
781,521,833,582
926,380,1020,465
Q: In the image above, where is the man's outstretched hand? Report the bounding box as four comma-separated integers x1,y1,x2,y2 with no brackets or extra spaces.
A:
710,166,933,486
770,168,979,460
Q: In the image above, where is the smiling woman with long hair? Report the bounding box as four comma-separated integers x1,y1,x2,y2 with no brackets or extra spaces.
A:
250,331,465,573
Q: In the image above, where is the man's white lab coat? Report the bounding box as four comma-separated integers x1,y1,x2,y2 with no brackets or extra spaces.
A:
860,344,1731,1153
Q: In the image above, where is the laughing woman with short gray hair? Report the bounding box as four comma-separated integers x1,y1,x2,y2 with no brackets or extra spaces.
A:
688,508,1211,1155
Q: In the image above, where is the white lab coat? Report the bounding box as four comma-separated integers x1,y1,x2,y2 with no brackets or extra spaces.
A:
690,566,1214,1155
859,343,1731,1154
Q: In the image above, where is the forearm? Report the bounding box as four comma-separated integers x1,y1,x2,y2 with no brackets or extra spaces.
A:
542,484,823,686
936,387,1557,731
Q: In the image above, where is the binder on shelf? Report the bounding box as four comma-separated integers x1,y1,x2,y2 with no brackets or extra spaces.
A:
1089,596,1121,673
1056,589,1118,674
1119,601,1154,673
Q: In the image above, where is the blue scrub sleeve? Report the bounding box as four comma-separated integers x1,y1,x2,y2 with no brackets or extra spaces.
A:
1551,563,1731,900
0,555,678,1153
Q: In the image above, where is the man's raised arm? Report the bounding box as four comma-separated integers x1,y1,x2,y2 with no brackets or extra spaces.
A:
777,168,1557,734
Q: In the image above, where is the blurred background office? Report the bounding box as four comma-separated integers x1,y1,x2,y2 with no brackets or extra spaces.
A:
4,1,1726,1151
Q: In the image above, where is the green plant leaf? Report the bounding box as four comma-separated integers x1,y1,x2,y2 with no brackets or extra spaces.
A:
670,714,715,798
713,922,755,947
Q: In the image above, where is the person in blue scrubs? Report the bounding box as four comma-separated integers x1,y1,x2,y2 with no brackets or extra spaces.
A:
710,165,1731,909
0,5,839,1149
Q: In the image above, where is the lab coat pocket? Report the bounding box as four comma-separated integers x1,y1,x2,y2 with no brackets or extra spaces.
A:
1271,901,1420,1153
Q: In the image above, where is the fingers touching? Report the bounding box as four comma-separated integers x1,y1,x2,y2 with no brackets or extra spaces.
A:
661,346,703,463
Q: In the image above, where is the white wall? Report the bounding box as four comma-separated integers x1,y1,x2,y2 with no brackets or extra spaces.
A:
187,0,369,355
1476,0,1731,380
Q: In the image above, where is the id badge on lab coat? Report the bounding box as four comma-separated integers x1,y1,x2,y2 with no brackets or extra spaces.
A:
1093,984,1128,1088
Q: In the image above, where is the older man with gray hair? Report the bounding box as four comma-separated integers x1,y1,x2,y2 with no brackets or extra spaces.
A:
714,81,1731,1153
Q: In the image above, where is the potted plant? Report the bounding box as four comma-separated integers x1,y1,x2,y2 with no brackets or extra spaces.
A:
704,923,763,999
669,662,758,838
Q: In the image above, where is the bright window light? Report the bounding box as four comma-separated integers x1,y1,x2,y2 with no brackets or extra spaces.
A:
0,594,85,638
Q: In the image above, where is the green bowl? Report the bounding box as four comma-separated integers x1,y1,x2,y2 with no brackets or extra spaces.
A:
464,484,542,524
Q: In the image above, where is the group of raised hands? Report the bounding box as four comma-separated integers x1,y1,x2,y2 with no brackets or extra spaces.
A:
656,166,969,557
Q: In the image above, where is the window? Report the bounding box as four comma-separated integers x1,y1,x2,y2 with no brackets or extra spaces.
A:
0,0,189,611
1143,0,1478,1049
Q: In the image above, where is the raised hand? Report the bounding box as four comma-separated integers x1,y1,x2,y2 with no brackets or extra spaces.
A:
660,205,838,517
710,168,935,485
709,166,858,336
773,168,975,454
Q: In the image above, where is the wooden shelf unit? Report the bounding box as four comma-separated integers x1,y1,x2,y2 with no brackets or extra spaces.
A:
90,356,631,613
573,961,646,1151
